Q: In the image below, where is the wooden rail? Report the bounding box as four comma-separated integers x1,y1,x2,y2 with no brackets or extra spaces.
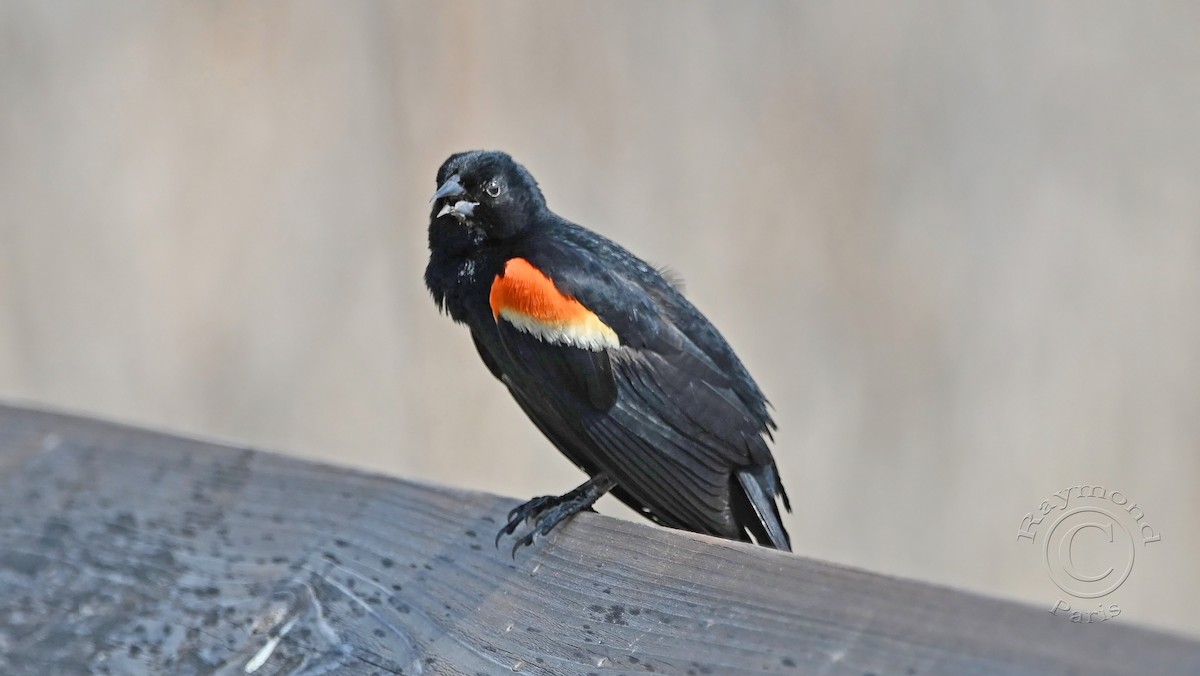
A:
0,405,1196,675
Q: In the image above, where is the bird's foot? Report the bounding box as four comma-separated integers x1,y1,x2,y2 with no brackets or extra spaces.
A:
496,474,616,556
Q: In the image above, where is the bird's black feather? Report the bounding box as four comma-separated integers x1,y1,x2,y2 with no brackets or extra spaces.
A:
425,150,791,550
494,320,617,411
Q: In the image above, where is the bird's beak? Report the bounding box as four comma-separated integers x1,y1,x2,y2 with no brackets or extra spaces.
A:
436,199,478,219
450,200,475,218
431,175,478,221
431,175,466,203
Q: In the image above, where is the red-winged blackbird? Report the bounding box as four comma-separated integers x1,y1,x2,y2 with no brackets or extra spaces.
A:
425,150,791,554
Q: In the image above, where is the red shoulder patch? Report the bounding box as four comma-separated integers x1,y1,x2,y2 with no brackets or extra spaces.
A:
489,258,618,351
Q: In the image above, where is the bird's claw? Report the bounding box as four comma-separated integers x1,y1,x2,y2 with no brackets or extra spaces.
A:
510,531,538,558
495,492,592,556
506,495,556,523
495,495,556,548
494,475,615,557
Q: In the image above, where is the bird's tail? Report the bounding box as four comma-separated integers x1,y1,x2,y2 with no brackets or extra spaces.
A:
734,465,792,551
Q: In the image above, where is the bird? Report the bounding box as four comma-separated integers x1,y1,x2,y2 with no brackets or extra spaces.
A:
424,150,791,554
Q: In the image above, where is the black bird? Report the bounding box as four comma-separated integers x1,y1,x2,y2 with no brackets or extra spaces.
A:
424,150,791,553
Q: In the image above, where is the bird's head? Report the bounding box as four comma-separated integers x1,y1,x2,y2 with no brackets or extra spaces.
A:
430,150,546,242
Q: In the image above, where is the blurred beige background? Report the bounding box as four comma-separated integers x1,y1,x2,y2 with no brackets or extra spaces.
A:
2,2,1197,638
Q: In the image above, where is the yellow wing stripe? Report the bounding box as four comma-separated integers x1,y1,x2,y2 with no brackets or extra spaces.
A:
489,258,619,351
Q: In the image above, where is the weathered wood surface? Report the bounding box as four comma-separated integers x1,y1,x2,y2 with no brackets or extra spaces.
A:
0,406,1195,676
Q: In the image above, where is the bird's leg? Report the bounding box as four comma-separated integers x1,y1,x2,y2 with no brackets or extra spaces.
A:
496,473,617,555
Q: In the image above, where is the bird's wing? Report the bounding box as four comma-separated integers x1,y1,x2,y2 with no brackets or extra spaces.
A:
529,241,777,460
488,254,785,541
487,257,619,410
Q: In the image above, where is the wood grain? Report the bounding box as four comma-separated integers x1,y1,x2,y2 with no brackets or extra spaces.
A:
0,405,1195,675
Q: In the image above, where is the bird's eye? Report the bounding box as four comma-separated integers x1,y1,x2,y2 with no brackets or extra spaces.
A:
485,181,502,198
